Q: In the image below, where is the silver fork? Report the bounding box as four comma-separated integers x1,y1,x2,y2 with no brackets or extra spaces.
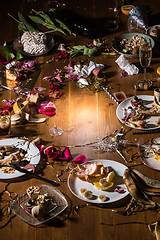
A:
115,106,133,139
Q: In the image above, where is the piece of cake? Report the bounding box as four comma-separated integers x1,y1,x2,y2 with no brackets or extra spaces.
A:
5,61,19,88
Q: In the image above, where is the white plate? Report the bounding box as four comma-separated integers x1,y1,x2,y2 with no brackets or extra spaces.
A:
0,138,40,179
67,159,128,204
148,25,160,41
112,33,155,58
116,95,160,130
138,137,160,171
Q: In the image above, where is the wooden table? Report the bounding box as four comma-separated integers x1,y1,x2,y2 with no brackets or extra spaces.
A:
1,0,160,239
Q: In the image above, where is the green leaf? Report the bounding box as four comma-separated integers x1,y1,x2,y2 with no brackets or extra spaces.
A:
28,15,45,25
83,46,96,57
32,10,53,25
18,23,27,32
16,50,23,60
49,8,58,14
3,44,15,60
55,19,72,34
72,45,85,50
18,12,37,32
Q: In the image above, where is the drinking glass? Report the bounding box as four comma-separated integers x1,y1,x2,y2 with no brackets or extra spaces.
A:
0,111,11,136
49,121,63,137
139,39,152,81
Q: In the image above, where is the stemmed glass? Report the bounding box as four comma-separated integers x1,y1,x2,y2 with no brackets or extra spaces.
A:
49,121,63,137
139,38,152,81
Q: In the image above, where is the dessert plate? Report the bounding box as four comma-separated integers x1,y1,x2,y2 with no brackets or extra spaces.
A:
0,138,40,179
9,184,68,226
138,137,160,171
116,95,160,130
68,159,128,204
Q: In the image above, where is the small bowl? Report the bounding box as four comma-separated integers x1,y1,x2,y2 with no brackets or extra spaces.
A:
134,79,153,91
113,91,127,104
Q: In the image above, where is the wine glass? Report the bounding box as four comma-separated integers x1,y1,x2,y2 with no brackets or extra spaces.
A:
49,121,63,137
139,38,152,81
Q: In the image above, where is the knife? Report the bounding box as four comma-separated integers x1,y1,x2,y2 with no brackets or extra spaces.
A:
9,163,60,187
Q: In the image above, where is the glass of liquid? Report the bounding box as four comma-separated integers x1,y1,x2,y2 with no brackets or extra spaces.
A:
0,111,11,136
139,38,152,81
49,121,63,137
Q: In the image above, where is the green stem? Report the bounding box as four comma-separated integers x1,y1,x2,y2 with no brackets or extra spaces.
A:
8,13,21,24
101,52,116,55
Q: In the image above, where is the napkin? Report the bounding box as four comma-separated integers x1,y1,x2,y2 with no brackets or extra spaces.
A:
74,61,105,78
115,55,139,75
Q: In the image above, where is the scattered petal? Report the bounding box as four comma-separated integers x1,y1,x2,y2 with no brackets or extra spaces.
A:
33,87,46,91
37,144,45,153
44,146,72,161
43,75,54,80
59,147,72,161
121,70,128,77
114,188,126,193
55,73,62,82
72,155,87,164
45,146,59,160
36,101,56,116
2,99,19,105
59,52,68,59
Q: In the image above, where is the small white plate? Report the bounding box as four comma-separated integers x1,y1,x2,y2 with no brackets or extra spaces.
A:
116,95,160,130
68,159,128,204
138,137,160,171
0,138,40,179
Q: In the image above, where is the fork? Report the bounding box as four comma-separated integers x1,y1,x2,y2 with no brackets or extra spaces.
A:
115,106,133,138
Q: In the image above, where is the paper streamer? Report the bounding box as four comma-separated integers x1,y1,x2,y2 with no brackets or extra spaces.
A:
100,85,119,105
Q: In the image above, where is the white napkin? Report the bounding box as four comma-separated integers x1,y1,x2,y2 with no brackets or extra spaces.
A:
74,61,105,78
115,55,139,75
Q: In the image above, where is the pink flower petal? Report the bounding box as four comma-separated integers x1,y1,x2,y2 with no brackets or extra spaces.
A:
59,147,72,161
55,73,62,82
59,52,68,59
2,99,19,105
114,188,126,193
33,87,46,92
50,57,59,62
36,101,56,116
44,101,56,109
45,146,59,160
72,155,87,164
43,75,54,80
37,145,45,153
